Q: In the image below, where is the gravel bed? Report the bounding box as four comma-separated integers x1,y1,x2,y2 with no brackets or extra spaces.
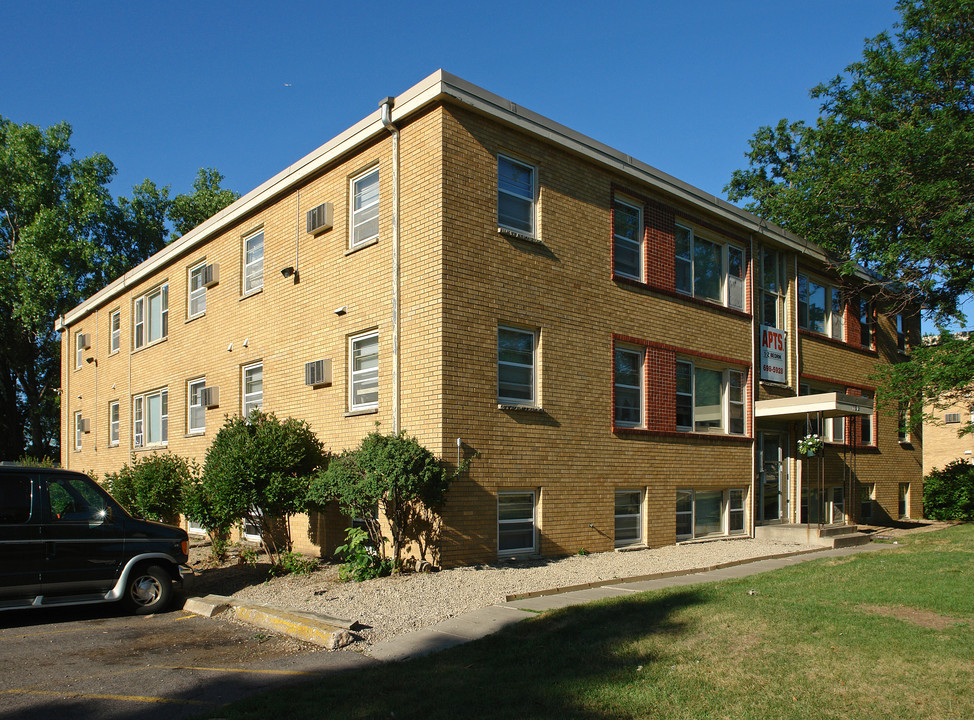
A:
224,538,818,647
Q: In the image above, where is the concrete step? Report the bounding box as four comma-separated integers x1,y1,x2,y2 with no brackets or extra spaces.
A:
819,524,859,538
828,532,873,549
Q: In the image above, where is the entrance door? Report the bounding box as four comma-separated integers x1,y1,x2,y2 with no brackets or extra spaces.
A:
758,432,785,522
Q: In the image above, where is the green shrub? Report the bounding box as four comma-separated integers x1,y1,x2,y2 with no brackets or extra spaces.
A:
334,527,392,582
924,459,974,521
271,551,319,577
103,453,196,525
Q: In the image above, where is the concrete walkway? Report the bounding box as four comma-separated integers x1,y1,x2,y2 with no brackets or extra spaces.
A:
365,541,891,662
184,541,894,662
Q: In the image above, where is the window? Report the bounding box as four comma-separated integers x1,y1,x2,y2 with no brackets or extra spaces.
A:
188,378,206,434
898,403,909,442
614,490,642,546
497,327,537,406
676,489,745,539
674,224,744,309
860,393,874,445
614,347,643,426
350,168,380,248
110,310,120,354
243,508,263,541
798,274,843,340
188,262,207,318
945,412,962,424
859,296,875,349
133,388,168,448
799,383,845,442
348,333,379,411
0,475,31,524
74,411,84,451
612,197,642,280
760,246,786,328
498,491,536,555
134,284,168,349
899,483,910,518
242,363,263,416
896,314,907,352
243,231,264,295
75,331,85,369
108,401,119,447
497,155,535,236
860,483,875,521
676,360,746,435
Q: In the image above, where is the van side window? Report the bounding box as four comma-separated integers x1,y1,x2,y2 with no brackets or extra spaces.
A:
0,477,31,524
46,476,108,523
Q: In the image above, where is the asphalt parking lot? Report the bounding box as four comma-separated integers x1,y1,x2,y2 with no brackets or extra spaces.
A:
0,600,374,720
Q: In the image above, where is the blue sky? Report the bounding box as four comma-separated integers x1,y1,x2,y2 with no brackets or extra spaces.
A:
3,0,962,330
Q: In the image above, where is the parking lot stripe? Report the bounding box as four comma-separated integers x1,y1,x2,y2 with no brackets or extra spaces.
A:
157,664,322,676
1,689,215,707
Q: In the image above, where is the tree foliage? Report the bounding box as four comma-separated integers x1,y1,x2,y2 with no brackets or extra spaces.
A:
168,168,241,238
0,115,238,461
196,411,326,565
104,452,197,525
923,459,974,520
726,0,974,323
308,429,471,570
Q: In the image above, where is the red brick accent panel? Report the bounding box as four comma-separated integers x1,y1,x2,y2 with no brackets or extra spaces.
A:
645,199,675,291
846,298,862,348
646,345,677,432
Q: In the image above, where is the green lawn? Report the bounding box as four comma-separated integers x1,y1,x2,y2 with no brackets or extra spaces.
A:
206,525,974,720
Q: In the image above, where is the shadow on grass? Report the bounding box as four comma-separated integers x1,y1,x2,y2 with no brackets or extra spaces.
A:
214,588,707,720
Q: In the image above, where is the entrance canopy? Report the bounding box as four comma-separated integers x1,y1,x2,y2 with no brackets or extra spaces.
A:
755,392,873,421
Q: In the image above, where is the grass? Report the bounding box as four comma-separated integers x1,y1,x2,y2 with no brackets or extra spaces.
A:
203,524,974,720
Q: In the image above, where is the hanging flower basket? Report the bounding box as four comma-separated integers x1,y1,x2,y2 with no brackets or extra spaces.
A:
798,433,824,456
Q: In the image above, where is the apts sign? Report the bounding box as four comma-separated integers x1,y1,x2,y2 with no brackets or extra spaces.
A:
760,325,787,383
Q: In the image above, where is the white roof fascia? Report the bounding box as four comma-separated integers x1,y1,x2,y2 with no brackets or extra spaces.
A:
58,69,847,331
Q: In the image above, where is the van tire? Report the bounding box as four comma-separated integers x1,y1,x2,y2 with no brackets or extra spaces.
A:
125,564,173,614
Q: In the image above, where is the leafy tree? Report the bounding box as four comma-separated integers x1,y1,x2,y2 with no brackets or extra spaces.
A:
168,168,240,238
923,459,974,520
308,429,472,570
0,115,239,461
197,411,326,566
725,0,974,324
104,452,197,525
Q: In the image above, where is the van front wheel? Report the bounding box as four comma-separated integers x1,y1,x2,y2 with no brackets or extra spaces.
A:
125,565,173,614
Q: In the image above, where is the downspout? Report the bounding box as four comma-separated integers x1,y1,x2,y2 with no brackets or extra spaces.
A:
749,234,757,539
380,97,401,435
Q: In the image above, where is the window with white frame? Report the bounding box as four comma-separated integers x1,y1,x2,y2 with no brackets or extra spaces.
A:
896,313,907,352
75,331,85,369
614,490,642,546
133,388,168,448
760,246,786,328
674,224,744,309
612,197,642,280
497,327,537,406
498,491,536,555
614,346,643,426
349,332,379,411
187,518,206,536
676,360,746,435
350,168,380,248
497,155,535,236
799,383,845,443
798,274,844,340
133,283,168,349
243,230,264,295
188,378,206,434
108,401,119,447
242,363,263,416
860,392,875,445
860,483,875,520
74,411,83,451
676,488,745,539
899,482,910,518
109,310,120,354
859,296,875,349
188,261,207,318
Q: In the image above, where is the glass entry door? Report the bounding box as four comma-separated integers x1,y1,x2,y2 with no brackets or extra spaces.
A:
758,432,785,522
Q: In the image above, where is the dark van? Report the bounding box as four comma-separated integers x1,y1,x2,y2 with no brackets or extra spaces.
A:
0,465,190,614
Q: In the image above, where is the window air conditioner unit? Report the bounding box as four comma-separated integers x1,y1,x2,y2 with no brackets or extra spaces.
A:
945,412,961,424
200,386,220,408
78,334,91,350
305,359,332,387
80,418,91,433
202,263,220,288
306,203,333,235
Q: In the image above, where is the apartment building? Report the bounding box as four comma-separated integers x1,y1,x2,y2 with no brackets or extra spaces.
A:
57,71,922,566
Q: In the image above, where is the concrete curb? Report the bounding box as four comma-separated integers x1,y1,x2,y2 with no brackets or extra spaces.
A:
183,594,355,650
